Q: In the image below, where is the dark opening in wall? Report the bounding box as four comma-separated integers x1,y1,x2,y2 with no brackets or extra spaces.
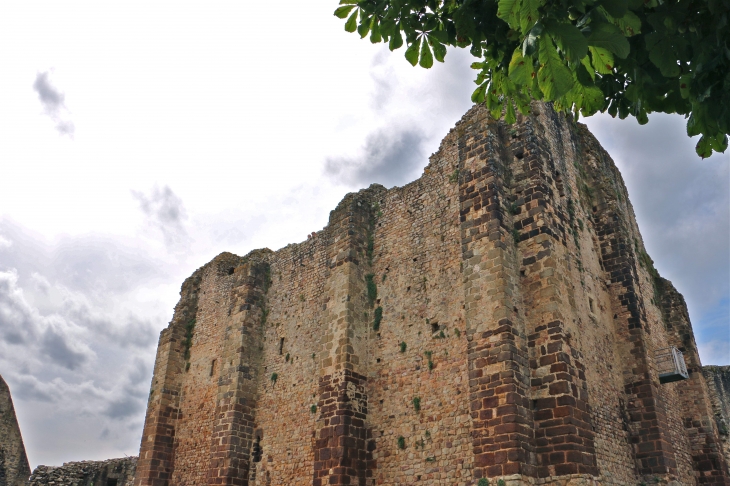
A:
107,480,118,486
253,436,262,463
431,321,439,334
210,359,216,376
589,298,594,313
228,267,235,275
279,338,284,355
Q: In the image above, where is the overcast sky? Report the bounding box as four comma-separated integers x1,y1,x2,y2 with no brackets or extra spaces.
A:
0,0,727,470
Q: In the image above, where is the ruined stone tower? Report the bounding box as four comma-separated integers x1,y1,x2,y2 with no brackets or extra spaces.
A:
0,375,31,486
134,103,730,486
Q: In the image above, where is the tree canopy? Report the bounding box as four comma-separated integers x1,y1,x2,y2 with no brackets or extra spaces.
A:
335,0,729,157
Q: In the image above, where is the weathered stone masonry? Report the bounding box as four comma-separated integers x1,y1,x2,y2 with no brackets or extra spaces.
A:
134,103,729,486
0,374,31,486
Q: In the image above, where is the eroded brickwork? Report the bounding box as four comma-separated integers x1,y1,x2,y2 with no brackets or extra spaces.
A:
703,366,730,467
134,103,729,486
0,375,31,486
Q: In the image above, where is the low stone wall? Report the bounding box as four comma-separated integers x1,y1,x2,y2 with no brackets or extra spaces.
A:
29,457,137,486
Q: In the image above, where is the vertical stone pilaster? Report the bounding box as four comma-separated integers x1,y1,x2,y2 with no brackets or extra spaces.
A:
657,279,730,485
312,189,382,486
457,114,536,481
135,273,201,486
208,256,270,486
510,111,598,479
596,206,678,479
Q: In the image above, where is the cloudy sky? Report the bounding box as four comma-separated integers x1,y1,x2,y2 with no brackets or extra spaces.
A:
0,0,727,470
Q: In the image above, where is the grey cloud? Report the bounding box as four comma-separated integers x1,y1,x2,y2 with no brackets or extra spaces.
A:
63,298,157,349
584,114,729,313
132,186,190,249
40,327,90,371
0,218,166,296
33,71,75,137
0,270,37,345
325,128,427,188
104,395,144,420
11,376,55,403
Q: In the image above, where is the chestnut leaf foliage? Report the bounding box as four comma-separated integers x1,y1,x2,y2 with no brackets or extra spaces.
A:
335,0,730,157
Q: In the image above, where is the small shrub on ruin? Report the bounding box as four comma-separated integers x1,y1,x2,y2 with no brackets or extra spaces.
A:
438,330,445,339
270,373,278,385
285,353,290,362
399,341,407,353
310,405,317,414
397,436,406,450
512,228,520,245
425,456,435,462
497,479,506,486
478,479,489,486
448,169,459,183
365,274,377,304
412,396,421,412
428,360,434,371
185,362,191,372
299,294,305,302
454,328,461,338
373,306,383,331
182,319,196,360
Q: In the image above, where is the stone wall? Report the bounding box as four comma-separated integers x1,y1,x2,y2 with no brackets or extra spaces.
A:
29,457,137,486
0,374,31,486
134,103,730,486
704,366,730,467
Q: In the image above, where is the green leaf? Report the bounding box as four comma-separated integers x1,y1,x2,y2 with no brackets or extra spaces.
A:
578,85,605,115
679,74,691,99
546,21,588,62
357,16,371,38
580,55,596,81
345,10,358,33
432,40,447,62
538,38,574,100
710,134,728,152
696,135,713,158
686,113,702,136
370,18,382,43
389,29,404,50
509,48,535,86
405,38,421,66
497,0,521,30
600,8,641,36
522,22,542,56
339,0,358,4
588,46,615,73
600,0,628,20
645,33,680,77
471,82,488,103
420,38,434,68
587,23,630,58
334,5,356,19
520,0,545,34
505,100,517,124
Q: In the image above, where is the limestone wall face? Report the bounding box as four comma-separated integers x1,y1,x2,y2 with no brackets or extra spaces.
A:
29,457,137,486
0,375,31,486
133,103,729,486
